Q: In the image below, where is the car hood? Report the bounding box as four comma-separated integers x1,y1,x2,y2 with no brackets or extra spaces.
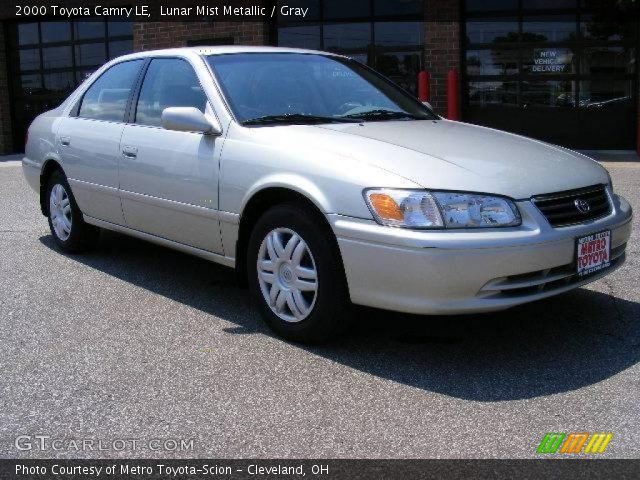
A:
308,119,609,199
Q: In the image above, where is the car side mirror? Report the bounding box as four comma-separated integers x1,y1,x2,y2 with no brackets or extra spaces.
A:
422,101,433,111
161,107,221,135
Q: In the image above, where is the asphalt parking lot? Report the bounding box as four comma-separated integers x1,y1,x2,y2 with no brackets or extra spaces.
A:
0,157,638,459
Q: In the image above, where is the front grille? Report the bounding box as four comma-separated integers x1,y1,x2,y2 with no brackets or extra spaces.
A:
532,184,611,227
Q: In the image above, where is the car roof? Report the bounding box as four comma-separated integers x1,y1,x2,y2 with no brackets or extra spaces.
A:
115,45,344,62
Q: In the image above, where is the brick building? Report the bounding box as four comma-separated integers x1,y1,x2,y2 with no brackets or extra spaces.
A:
1,0,639,154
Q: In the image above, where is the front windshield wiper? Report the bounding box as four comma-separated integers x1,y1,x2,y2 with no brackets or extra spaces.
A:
341,109,423,121
242,113,359,126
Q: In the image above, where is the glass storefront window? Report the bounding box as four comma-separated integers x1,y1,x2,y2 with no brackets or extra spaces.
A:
41,22,71,43
18,23,39,45
42,46,73,69
579,80,633,108
74,20,106,40
466,19,518,44
465,0,518,12
375,52,421,92
374,22,422,47
278,26,322,49
521,81,575,107
522,0,577,9
43,72,75,93
581,46,636,75
323,23,371,51
324,0,370,19
15,21,132,80
75,43,107,66
464,1,638,149
580,15,637,42
19,49,40,71
108,40,134,58
374,0,423,16
466,49,518,75
107,21,134,36
522,16,576,42
468,81,519,107
278,1,424,96
11,20,134,151
21,74,42,94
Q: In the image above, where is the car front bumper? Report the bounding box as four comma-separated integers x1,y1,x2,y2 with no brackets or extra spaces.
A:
329,191,633,315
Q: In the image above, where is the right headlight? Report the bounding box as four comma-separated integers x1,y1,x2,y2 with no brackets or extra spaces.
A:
364,189,521,229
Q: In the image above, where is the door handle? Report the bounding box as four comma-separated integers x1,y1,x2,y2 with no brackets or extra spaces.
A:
122,145,138,158
60,136,70,146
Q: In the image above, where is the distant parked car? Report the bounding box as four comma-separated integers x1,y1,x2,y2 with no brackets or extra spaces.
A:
23,47,632,343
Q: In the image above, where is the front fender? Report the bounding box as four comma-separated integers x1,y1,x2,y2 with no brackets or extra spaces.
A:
219,124,422,219
240,173,332,214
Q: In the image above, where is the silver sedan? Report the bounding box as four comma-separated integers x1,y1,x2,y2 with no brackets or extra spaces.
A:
23,46,633,342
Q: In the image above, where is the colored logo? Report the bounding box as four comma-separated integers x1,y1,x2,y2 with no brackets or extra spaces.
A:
537,433,612,454
574,198,591,214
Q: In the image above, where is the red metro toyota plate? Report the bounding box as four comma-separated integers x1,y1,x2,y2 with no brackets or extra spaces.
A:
576,230,611,277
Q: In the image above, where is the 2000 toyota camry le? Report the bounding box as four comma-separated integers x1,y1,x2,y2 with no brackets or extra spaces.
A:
23,46,633,343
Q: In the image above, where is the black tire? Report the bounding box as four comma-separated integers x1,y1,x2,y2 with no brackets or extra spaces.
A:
247,203,350,343
45,170,99,253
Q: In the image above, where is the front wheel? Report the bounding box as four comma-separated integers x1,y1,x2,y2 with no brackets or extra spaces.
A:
46,170,98,253
247,204,350,343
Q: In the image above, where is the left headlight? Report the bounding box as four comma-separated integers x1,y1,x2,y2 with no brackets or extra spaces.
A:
364,189,521,229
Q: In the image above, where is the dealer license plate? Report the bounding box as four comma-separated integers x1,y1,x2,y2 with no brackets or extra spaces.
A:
576,230,611,277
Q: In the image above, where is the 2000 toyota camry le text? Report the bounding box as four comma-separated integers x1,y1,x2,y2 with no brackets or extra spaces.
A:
23,46,633,343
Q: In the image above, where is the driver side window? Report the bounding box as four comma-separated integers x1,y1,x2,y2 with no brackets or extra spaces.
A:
135,58,208,127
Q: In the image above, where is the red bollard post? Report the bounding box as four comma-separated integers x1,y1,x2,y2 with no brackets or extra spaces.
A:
447,69,459,120
418,71,430,103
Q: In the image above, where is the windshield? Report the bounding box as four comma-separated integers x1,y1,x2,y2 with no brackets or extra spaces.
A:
206,53,438,125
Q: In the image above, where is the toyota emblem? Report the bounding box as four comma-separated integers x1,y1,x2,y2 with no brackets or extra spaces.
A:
574,198,590,214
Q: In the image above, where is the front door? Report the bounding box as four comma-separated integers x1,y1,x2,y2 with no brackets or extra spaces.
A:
58,59,144,225
118,57,224,254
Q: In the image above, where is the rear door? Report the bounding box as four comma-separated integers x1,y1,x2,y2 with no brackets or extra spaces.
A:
57,59,144,225
118,57,224,254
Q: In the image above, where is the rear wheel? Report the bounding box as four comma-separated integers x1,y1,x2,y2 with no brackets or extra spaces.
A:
46,170,98,253
247,203,350,343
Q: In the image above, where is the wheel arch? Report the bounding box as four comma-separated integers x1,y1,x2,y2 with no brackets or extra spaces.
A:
234,186,343,288
39,158,65,216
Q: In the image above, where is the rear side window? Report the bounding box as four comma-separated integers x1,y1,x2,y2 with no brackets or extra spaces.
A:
135,58,208,127
78,60,143,122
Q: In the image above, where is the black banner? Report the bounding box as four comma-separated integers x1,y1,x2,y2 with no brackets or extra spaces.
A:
5,0,637,22
2,459,640,480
